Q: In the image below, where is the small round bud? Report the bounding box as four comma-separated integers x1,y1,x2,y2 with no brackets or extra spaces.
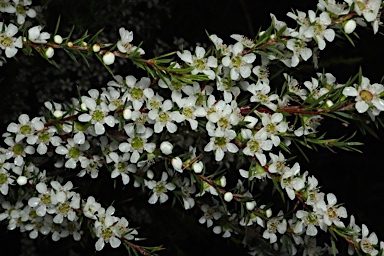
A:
45,47,54,58
81,41,87,46
266,208,272,218
326,99,334,107
53,110,64,118
103,51,115,65
123,109,132,120
92,43,100,52
67,41,73,48
54,35,63,44
160,141,173,155
192,161,203,173
219,176,226,187
344,19,357,34
17,176,28,186
147,170,154,179
171,157,183,172
81,103,87,111
224,192,233,202
246,201,256,211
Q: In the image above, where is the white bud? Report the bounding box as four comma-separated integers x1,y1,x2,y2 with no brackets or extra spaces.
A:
54,35,63,44
224,192,233,202
92,43,100,52
344,19,357,34
45,47,54,58
81,103,87,111
160,141,173,155
246,201,256,211
67,41,73,48
192,161,203,173
266,208,272,218
17,176,28,186
326,99,334,107
147,170,154,179
123,109,132,120
219,176,226,187
103,51,115,65
244,115,258,128
171,157,183,172
53,110,63,118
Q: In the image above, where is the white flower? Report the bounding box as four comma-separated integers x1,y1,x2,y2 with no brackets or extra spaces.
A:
295,210,325,236
204,129,238,161
171,157,183,172
3,137,35,166
177,46,217,79
222,42,256,80
0,0,16,13
262,212,287,243
109,152,136,184
82,196,102,220
55,138,90,169
145,172,176,204
0,22,22,58
0,169,13,195
342,77,384,113
247,82,279,111
118,126,156,163
28,25,50,43
117,27,144,54
286,33,312,67
322,193,347,227
258,112,288,147
356,224,379,255
102,51,115,65
198,203,223,228
79,90,117,135
281,164,305,200
241,129,273,166
304,77,329,100
13,0,36,25
352,0,381,22
6,114,44,143
160,141,173,155
230,34,255,48
344,19,357,34
148,99,180,133
303,11,335,50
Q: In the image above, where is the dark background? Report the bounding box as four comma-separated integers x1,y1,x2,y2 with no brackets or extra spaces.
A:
1,0,384,255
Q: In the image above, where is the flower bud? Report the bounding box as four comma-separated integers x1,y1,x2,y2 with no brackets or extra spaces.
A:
54,35,63,44
160,141,173,155
103,51,115,65
218,176,226,187
92,43,100,52
344,19,357,34
171,157,183,172
17,176,28,186
53,110,64,118
123,109,132,120
147,170,154,179
67,41,73,48
266,208,272,218
192,161,203,173
246,201,256,211
224,192,233,202
326,99,334,107
45,47,54,58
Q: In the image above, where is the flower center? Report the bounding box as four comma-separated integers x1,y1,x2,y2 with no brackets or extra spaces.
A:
131,88,143,100
359,89,373,101
183,107,194,119
248,139,260,152
92,110,105,122
214,137,227,148
158,112,170,123
231,56,242,68
193,58,206,70
0,35,13,48
16,4,26,14
131,137,144,150
20,124,32,135
38,131,50,143
0,173,7,185
13,144,24,155
117,162,127,172
68,147,81,159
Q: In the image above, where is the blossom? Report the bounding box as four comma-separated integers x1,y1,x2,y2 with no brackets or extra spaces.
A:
350,0,381,22
204,129,238,161
303,11,335,50
247,82,279,111
55,138,90,169
342,77,384,113
0,22,22,58
0,0,16,13
241,129,273,166
117,27,144,54
222,42,256,80
109,152,136,184
177,46,217,79
262,212,287,243
28,25,50,43
356,224,379,255
322,193,347,227
198,203,224,228
145,172,176,204
13,0,37,25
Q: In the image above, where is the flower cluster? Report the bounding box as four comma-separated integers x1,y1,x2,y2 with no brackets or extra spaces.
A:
1,0,384,255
